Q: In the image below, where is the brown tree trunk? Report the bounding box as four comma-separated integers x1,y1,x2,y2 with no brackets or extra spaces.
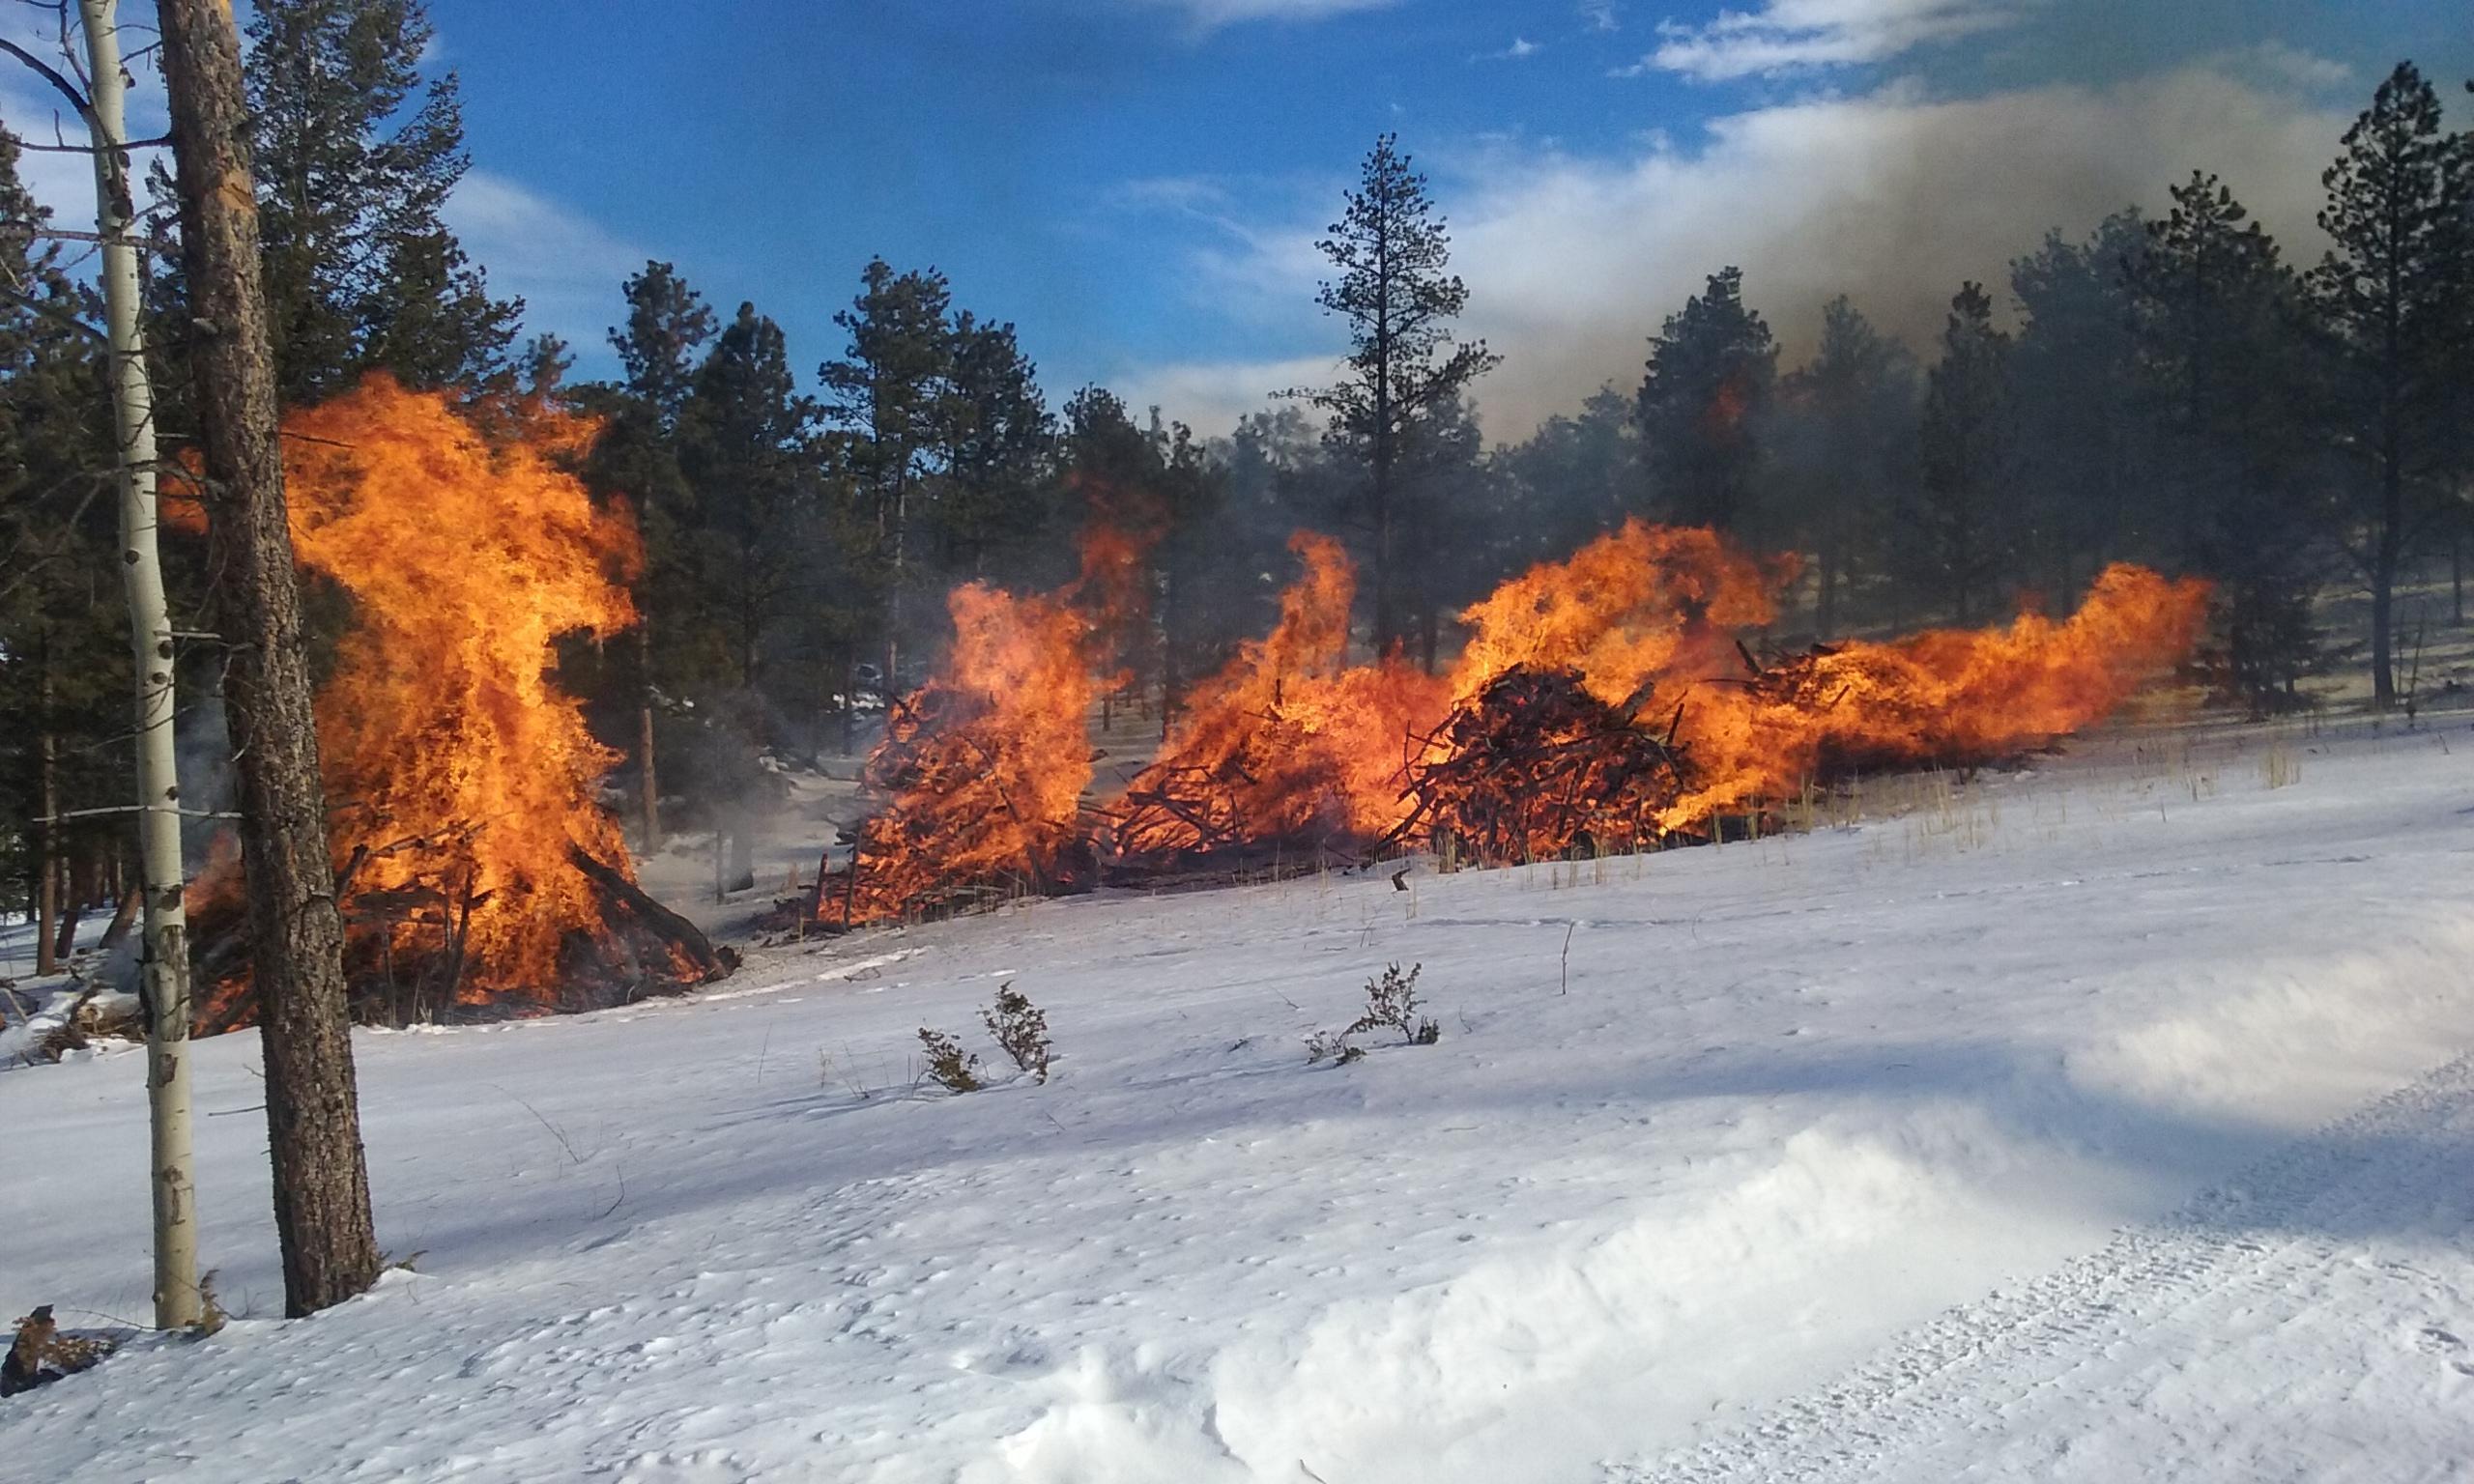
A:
97,883,141,953
839,645,857,756
2452,526,2463,627
635,621,661,854
158,0,379,1319
51,885,83,963
36,655,58,978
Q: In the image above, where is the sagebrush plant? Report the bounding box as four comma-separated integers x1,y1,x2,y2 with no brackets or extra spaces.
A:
982,983,1052,1083
1305,961,1437,1064
916,1028,983,1093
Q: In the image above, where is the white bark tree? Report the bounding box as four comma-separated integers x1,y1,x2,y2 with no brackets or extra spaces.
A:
75,0,202,1331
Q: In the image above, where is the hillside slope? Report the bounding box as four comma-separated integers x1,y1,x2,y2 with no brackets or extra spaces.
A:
3,722,2470,1482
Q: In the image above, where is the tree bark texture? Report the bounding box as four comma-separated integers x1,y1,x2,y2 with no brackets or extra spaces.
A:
158,0,379,1318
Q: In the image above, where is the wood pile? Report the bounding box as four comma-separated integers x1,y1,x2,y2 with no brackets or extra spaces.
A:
1383,667,1695,865
189,842,734,1034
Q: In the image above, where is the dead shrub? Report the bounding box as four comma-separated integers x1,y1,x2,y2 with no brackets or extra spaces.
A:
2,1306,113,1398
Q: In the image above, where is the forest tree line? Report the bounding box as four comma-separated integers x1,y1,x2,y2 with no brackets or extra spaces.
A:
5,0,2473,926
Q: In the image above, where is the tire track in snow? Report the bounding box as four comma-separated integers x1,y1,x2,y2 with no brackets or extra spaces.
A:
1609,1053,2474,1483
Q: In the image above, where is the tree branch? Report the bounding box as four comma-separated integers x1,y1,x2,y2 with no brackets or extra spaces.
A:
0,37,93,123
15,133,172,153
0,283,105,341
0,218,173,252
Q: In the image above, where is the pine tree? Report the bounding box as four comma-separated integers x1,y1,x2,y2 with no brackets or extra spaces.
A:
678,302,819,691
1637,266,1776,532
0,126,126,972
2012,211,2149,585
820,259,959,694
588,261,719,849
242,0,520,404
613,261,716,430
1496,384,1639,570
1217,405,1340,640
1907,283,2018,624
1309,134,1499,660
2129,174,2327,710
1398,393,1492,671
1773,297,1915,636
935,311,1054,581
2311,62,2466,707
1057,385,1221,727
1061,385,1164,718
1152,415,1225,728
673,302,820,891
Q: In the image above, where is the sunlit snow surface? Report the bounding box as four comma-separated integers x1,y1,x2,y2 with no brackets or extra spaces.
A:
5,719,2471,1482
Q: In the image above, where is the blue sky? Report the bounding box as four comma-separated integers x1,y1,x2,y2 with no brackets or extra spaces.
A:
6,2,2472,435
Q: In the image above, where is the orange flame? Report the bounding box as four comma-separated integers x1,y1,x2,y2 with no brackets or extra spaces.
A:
1121,532,1444,854
192,376,652,1003
1115,525,2203,867
830,518,2207,921
839,584,1100,923
1648,563,2207,830
1448,520,1791,703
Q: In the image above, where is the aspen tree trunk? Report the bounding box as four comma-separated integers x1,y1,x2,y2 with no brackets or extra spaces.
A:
158,0,380,1317
76,0,203,1330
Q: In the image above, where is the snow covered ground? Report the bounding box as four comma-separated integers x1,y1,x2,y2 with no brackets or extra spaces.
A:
4,717,2472,1482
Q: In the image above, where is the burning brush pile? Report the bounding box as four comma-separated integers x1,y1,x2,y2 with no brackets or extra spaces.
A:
187,379,732,1032
818,521,2208,928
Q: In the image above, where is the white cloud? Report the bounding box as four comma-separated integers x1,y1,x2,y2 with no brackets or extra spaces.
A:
2243,41,2354,92
443,170,652,357
1114,354,1340,439
1115,63,2350,441
1482,38,1545,62
1581,2,1624,34
1127,0,1398,31
1641,0,2028,81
